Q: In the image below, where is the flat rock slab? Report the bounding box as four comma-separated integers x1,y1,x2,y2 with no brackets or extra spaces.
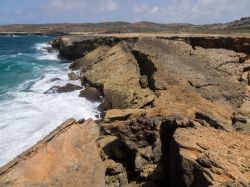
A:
0,119,105,187
170,126,250,186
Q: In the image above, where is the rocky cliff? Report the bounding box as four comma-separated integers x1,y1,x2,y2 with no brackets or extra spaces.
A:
0,34,250,187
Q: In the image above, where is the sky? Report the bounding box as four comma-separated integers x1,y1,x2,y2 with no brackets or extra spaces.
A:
0,0,250,25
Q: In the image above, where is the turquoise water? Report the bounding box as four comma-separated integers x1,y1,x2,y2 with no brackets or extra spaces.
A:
0,36,59,98
0,36,99,167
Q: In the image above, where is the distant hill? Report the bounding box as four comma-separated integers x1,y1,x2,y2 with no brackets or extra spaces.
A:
0,17,249,35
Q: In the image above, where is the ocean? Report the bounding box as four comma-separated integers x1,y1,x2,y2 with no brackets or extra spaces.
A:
0,35,99,167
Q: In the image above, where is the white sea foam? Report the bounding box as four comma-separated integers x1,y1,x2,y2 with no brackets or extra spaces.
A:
0,43,99,167
0,69,99,167
34,42,59,61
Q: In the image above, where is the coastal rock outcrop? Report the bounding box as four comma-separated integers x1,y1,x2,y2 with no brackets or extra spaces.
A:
1,34,250,187
169,126,250,187
82,41,155,109
52,36,137,60
0,119,105,187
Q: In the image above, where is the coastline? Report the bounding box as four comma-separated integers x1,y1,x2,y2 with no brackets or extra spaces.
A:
0,33,250,186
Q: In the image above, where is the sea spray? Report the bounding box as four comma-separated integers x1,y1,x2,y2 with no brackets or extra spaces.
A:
0,36,99,167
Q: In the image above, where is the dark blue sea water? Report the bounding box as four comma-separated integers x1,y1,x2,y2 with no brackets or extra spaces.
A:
0,36,98,167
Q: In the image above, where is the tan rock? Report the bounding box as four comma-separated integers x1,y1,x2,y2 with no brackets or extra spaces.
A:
83,41,155,109
104,108,145,122
70,45,110,70
0,119,105,187
170,126,250,186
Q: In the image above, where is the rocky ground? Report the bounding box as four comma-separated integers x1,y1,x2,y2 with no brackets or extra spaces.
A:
0,34,250,187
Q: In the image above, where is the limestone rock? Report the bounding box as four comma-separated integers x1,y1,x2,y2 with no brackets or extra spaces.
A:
70,45,110,71
54,36,123,60
83,41,155,109
79,87,103,102
169,126,250,187
0,119,106,187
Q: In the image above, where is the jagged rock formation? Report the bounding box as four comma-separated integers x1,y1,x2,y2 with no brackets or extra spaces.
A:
1,34,250,187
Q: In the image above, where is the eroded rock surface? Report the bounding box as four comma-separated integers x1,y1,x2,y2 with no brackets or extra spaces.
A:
170,126,250,187
0,119,105,187
82,41,155,109
1,35,250,187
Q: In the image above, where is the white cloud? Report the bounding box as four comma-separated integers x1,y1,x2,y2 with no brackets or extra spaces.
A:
41,0,119,13
132,0,250,23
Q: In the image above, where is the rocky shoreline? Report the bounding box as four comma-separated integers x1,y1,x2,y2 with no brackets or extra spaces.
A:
0,34,250,186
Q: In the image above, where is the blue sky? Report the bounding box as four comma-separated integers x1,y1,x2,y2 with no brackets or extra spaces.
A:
0,0,250,24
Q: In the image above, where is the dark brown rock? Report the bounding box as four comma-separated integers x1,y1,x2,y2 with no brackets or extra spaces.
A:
79,87,102,102
47,78,61,82
44,83,82,94
97,101,112,112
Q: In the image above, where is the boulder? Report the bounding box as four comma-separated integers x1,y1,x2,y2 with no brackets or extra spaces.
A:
44,83,82,94
0,119,106,187
97,101,112,112
47,78,61,82
79,87,102,102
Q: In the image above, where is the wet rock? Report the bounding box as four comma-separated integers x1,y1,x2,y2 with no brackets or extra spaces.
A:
68,72,79,80
44,83,82,94
97,101,112,112
79,87,102,102
48,78,61,82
